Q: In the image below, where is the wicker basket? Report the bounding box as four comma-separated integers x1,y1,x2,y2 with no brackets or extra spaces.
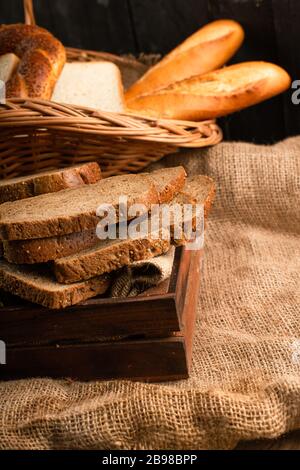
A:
0,0,222,179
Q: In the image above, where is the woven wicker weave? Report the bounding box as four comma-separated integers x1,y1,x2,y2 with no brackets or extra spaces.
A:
0,0,222,179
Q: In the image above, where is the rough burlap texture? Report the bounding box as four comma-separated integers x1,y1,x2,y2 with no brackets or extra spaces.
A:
110,247,175,297
0,137,299,450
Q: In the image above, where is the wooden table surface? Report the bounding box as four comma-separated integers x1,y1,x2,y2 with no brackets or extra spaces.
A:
235,430,300,450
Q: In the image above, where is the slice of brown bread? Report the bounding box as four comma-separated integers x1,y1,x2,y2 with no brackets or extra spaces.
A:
0,260,110,309
147,166,186,203
54,231,171,284
3,229,98,264
0,162,102,204
52,172,213,283
0,173,159,240
171,175,216,245
1,170,204,264
179,174,216,219
0,167,186,261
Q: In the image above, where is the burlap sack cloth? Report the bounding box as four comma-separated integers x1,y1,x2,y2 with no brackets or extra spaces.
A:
110,248,175,297
0,137,299,450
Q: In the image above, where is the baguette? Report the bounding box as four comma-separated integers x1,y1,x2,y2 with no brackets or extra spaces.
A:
125,19,244,100
0,162,102,204
2,167,186,263
126,61,291,121
0,260,110,309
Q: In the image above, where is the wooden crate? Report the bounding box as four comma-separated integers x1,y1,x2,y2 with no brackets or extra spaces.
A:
0,246,202,382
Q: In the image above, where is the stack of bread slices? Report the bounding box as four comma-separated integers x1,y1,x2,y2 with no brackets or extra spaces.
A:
0,163,215,309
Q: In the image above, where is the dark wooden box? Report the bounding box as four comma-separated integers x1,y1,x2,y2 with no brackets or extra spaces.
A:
0,246,202,382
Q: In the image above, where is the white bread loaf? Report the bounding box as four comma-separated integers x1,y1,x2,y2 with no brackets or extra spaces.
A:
52,61,125,112
0,53,19,83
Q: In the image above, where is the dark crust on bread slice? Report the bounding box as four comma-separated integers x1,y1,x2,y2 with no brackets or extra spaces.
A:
147,166,186,203
54,233,171,284
3,229,98,264
0,173,159,240
0,260,110,309
0,162,102,204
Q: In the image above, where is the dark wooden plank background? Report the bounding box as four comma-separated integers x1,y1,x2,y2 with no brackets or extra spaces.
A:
0,0,299,142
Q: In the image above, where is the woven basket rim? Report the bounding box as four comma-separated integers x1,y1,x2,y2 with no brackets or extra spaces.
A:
0,98,222,148
15,0,223,149
0,1,223,180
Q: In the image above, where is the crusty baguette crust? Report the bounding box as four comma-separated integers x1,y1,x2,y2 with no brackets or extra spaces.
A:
125,19,244,100
0,260,110,309
126,62,291,121
0,174,159,240
0,24,66,99
0,162,102,204
54,234,171,284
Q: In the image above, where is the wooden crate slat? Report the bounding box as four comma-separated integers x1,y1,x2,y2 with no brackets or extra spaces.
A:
0,247,193,347
0,248,201,382
3,336,187,382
